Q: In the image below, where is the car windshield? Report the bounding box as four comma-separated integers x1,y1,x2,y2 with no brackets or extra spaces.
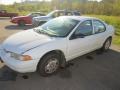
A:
46,11,56,16
47,11,64,17
27,13,32,16
34,17,79,37
27,13,37,17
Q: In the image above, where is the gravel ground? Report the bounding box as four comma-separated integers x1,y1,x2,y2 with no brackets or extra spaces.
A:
0,18,120,90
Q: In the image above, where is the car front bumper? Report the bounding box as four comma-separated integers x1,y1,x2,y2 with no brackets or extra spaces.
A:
0,48,39,73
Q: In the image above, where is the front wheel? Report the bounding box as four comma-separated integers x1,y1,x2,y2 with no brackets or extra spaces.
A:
37,53,60,77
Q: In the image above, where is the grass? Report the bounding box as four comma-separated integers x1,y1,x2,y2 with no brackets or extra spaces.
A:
113,36,120,45
86,15,120,46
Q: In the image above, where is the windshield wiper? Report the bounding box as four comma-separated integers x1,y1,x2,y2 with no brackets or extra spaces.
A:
33,28,51,36
34,28,62,37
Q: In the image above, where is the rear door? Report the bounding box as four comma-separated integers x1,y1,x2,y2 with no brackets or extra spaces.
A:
92,20,107,48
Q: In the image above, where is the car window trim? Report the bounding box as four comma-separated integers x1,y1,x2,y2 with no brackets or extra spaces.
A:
92,19,106,35
69,20,94,40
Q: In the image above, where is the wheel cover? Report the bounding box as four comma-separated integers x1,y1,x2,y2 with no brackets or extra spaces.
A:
105,40,110,50
45,58,59,74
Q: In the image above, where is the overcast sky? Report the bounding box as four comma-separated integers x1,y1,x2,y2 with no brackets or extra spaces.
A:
0,0,101,5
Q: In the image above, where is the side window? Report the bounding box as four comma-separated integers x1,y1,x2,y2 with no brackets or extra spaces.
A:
74,20,93,36
73,12,80,16
66,12,72,16
52,12,59,18
93,20,106,34
30,13,39,17
59,12,64,16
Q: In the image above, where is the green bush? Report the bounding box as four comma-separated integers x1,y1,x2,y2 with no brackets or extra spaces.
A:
113,36,120,45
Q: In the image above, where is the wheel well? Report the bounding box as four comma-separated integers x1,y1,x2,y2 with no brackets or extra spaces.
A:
42,50,65,56
37,50,66,69
104,36,112,44
108,36,112,40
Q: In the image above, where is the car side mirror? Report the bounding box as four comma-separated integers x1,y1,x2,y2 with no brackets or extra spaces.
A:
70,33,85,40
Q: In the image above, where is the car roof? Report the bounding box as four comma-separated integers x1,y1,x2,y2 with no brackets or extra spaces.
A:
53,10,65,12
59,16,98,21
32,12,44,14
52,10,78,12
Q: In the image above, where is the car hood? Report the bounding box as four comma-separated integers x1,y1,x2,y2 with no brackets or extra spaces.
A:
2,30,55,54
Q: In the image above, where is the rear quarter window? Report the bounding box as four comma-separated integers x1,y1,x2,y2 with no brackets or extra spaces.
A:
93,20,106,34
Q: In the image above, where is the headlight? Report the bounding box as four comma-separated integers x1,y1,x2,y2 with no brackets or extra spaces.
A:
10,52,32,61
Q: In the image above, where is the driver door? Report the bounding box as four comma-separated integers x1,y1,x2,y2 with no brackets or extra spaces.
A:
67,20,97,60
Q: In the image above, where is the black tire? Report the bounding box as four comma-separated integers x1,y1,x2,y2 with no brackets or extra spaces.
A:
18,20,25,26
37,53,60,77
101,38,112,52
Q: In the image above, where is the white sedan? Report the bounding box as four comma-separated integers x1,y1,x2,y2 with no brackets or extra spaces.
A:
0,16,114,76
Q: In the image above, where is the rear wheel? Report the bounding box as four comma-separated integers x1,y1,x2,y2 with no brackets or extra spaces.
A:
101,38,112,52
18,21,25,26
37,53,60,77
